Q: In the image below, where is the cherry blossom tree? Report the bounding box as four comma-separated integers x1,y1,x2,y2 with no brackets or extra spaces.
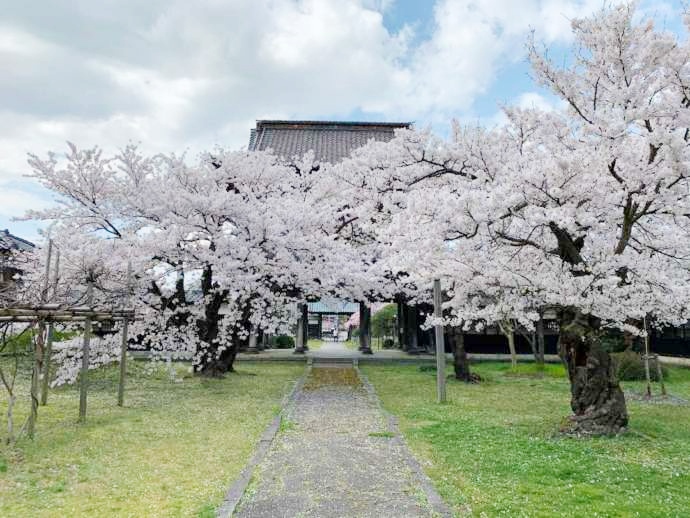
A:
26,144,328,376
343,3,690,435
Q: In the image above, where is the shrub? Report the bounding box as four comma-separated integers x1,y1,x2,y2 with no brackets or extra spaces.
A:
601,329,643,353
600,330,626,353
372,304,397,337
613,350,668,381
274,335,295,349
383,338,395,349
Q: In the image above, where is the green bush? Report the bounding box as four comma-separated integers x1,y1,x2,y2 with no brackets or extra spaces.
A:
274,335,295,349
600,330,626,353
372,304,397,337
600,329,644,353
383,338,395,349
1,327,77,355
2,329,34,353
613,350,668,381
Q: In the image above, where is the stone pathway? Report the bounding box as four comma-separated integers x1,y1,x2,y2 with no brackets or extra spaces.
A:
315,340,352,356
232,364,448,518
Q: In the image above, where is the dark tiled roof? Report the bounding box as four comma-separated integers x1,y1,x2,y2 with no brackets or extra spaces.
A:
248,120,411,163
0,229,35,252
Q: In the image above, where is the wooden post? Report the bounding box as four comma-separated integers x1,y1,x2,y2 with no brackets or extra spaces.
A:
79,278,94,423
28,240,53,438
117,262,132,407
654,354,667,396
40,249,61,406
246,325,259,353
302,303,309,350
433,279,447,403
643,316,652,399
334,313,339,342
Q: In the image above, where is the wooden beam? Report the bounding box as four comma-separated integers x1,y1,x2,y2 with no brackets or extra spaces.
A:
117,261,132,407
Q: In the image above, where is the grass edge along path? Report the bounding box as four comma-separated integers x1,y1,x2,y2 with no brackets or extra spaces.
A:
0,361,304,517
362,362,690,518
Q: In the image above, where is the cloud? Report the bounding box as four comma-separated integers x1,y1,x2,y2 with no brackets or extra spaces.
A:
515,92,566,112
0,185,51,218
0,0,672,236
486,91,567,126
386,0,608,121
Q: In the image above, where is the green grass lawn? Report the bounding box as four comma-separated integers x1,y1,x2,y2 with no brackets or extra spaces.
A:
363,362,690,517
0,360,304,517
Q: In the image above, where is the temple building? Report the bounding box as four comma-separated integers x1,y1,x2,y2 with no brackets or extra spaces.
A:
0,228,35,295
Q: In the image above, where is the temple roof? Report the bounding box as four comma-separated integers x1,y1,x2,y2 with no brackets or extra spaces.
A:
248,120,411,163
0,229,35,252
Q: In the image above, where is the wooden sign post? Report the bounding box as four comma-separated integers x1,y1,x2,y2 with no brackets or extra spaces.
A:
433,279,447,403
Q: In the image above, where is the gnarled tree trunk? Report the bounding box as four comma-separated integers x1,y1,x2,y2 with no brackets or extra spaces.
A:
450,327,472,382
194,265,238,377
559,309,628,435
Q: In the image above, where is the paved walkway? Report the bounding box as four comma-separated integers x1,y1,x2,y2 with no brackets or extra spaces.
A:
232,364,448,517
315,340,353,356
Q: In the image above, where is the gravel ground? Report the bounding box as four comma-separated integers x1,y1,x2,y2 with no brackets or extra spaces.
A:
234,365,440,518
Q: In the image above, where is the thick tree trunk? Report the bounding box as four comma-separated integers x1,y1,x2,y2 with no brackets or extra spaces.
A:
194,299,241,377
450,328,472,382
404,304,420,353
358,302,373,354
194,266,237,377
558,309,628,435
196,342,239,377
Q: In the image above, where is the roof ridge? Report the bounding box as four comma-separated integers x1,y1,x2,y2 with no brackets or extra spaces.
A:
256,120,412,127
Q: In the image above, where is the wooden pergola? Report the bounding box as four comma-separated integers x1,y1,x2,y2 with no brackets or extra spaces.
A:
0,305,136,322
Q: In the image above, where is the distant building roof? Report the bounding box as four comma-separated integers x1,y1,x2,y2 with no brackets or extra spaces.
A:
0,229,35,252
248,120,411,163
308,300,359,315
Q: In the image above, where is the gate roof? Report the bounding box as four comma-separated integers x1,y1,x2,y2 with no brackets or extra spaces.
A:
248,120,411,163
